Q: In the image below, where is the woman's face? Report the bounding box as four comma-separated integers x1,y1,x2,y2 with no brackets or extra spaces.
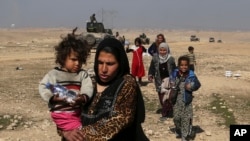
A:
97,51,119,83
63,50,82,73
135,41,139,46
179,60,189,73
159,47,168,56
157,35,164,43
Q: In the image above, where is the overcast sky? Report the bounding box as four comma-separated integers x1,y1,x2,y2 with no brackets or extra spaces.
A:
1,0,250,31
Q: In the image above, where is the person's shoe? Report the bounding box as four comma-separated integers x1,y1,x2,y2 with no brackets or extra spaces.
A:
159,116,168,121
136,81,142,86
175,129,181,138
188,129,196,139
168,110,174,118
156,108,162,114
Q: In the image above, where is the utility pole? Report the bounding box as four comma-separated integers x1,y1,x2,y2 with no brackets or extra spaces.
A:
102,8,104,23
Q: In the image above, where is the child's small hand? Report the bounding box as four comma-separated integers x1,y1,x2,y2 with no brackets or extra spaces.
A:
185,83,193,91
53,93,66,103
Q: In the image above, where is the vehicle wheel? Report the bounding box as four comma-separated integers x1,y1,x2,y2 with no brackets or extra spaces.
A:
85,34,96,46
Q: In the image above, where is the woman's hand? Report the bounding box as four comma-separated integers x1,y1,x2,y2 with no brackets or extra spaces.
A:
69,94,87,107
53,94,66,103
62,129,85,141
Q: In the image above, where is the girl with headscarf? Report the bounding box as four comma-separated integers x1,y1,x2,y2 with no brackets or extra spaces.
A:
148,42,176,120
62,38,149,141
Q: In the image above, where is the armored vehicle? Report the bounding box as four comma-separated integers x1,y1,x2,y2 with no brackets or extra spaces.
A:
82,22,114,49
217,39,222,43
190,35,200,42
209,37,215,42
139,33,150,45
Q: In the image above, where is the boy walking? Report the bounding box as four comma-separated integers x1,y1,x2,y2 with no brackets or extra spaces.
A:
186,46,196,71
170,56,201,141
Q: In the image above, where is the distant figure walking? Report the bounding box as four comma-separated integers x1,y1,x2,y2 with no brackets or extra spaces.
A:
115,32,125,44
126,37,147,85
148,34,167,56
185,46,196,71
90,13,97,23
148,42,176,119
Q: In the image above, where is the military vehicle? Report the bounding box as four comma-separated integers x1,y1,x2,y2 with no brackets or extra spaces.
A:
82,21,114,49
139,33,150,45
190,35,200,42
209,37,215,42
217,39,222,43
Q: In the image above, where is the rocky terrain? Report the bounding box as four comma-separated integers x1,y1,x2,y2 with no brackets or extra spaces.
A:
0,28,250,141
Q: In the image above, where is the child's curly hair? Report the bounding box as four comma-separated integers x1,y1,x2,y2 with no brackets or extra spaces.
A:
134,37,142,45
54,27,91,67
178,55,190,66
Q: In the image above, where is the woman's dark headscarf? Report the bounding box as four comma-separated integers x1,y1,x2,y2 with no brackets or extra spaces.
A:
94,38,130,86
94,38,149,141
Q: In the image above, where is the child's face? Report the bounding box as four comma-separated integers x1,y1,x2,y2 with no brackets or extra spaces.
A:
157,35,164,43
179,60,189,73
159,47,168,56
189,49,194,53
63,50,82,73
135,41,139,46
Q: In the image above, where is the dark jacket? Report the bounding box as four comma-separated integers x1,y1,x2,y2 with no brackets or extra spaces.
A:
148,42,157,56
170,69,201,104
82,75,149,141
83,38,149,141
148,54,176,92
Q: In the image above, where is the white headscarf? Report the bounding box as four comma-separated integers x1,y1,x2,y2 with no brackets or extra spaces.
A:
158,42,171,64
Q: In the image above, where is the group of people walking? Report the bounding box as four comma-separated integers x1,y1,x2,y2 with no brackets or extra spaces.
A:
125,33,201,141
38,28,200,141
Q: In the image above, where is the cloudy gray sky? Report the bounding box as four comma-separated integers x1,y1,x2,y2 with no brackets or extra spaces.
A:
1,0,250,31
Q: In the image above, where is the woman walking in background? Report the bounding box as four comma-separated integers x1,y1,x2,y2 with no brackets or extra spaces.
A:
126,37,147,85
148,33,166,56
148,42,176,120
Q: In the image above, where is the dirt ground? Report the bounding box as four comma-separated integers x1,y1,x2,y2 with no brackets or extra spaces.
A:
0,28,250,141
